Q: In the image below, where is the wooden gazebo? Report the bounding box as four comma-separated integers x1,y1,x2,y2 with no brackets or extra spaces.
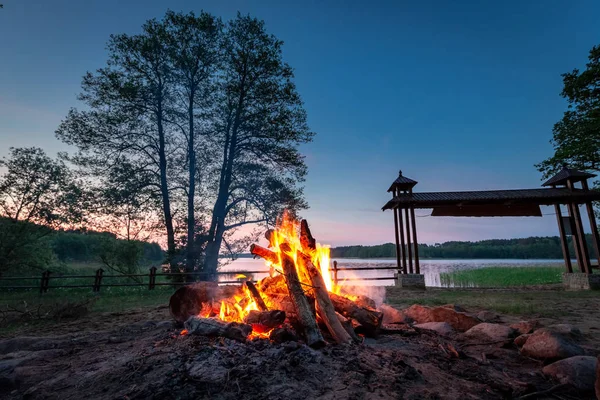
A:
383,167,600,283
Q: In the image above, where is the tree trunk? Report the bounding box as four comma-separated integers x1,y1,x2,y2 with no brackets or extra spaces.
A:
204,66,247,278
157,106,176,269
185,94,196,281
204,222,224,280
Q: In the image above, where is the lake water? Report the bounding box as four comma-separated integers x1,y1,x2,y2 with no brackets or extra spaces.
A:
220,257,567,287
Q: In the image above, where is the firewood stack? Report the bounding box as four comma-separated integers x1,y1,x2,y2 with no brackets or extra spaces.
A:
170,217,383,348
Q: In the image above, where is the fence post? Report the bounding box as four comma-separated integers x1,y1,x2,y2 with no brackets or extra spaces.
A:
39,270,50,294
333,260,338,286
149,267,157,290
93,269,104,292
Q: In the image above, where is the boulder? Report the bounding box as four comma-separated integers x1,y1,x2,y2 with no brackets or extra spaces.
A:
413,322,454,336
402,304,479,332
464,323,514,342
510,320,541,335
379,304,408,325
546,324,581,336
521,328,584,360
476,311,500,322
440,304,467,313
514,334,530,347
542,356,597,391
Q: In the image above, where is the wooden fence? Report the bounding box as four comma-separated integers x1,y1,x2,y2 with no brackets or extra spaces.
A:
0,261,398,293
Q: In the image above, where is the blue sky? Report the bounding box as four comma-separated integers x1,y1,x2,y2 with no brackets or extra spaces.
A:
1,0,599,246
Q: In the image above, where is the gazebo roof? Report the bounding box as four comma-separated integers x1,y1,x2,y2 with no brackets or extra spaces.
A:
382,187,600,211
387,170,418,192
542,166,596,187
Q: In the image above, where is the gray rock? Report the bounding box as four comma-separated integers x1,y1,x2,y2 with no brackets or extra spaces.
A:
402,304,479,332
476,311,500,322
510,320,541,335
546,324,581,336
413,322,454,336
439,304,467,312
514,334,530,347
379,304,408,325
542,356,597,391
521,328,584,360
464,323,514,342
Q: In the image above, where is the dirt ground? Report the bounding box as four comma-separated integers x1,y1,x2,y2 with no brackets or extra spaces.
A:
1,287,599,400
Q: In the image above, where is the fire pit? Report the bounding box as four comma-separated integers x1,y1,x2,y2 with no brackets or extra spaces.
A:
169,214,383,346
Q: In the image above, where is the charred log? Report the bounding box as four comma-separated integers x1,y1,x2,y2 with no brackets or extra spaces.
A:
280,243,325,348
169,282,242,323
265,229,276,247
336,312,362,343
184,316,252,342
243,310,286,329
329,292,383,336
300,253,352,344
269,324,299,343
245,281,268,311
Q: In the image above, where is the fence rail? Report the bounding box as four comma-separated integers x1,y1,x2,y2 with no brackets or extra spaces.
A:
0,260,398,293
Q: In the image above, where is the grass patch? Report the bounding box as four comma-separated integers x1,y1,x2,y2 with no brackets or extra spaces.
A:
0,286,175,335
439,266,563,288
385,287,599,317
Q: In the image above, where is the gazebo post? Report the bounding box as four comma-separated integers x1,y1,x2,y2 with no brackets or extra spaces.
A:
410,206,420,274
397,207,407,273
554,204,573,273
567,203,586,273
582,180,600,270
393,202,402,274
404,207,413,274
571,203,592,274
566,180,592,273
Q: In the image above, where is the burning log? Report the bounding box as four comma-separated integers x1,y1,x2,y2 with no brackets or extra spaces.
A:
329,292,383,336
243,310,286,329
250,244,279,264
280,243,325,348
300,219,316,250
245,281,268,311
256,275,289,295
300,253,352,344
184,316,252,342
169,282,242,323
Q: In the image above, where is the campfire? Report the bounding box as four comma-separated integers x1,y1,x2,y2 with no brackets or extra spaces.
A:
169,213,383,347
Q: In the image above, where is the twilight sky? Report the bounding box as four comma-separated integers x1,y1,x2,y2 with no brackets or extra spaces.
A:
1,0,599,246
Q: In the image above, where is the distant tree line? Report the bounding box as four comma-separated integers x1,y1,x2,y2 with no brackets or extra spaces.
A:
330,235,598,259
0,217,162,276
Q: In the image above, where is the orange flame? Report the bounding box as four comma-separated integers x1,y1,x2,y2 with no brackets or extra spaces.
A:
266,211,340,294
194,212,339,340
